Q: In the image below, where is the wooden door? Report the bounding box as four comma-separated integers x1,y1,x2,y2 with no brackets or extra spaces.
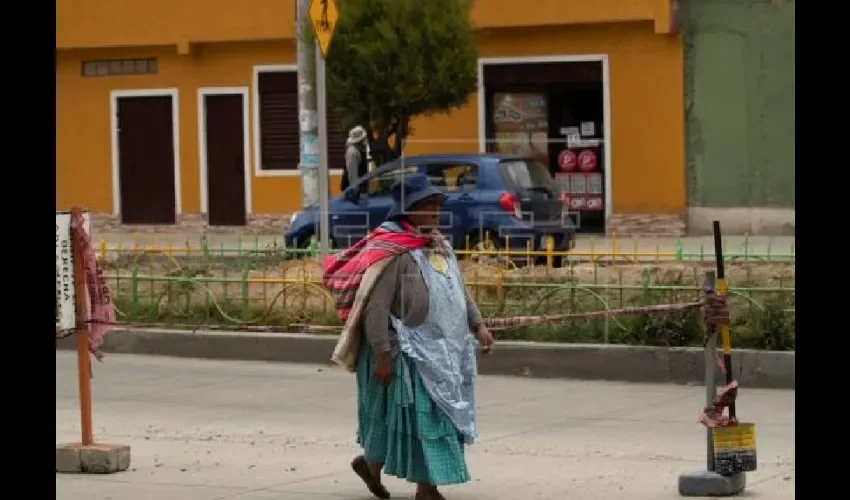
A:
203,93,247,226
117,95,176,225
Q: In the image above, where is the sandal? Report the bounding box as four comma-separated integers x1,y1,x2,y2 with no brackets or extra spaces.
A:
351,455,391,499
414,488,447,500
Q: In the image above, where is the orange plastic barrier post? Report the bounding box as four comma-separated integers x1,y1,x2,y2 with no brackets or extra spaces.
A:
71,206,94,446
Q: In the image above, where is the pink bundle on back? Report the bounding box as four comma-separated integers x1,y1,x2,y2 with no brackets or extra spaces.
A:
322,221,430,322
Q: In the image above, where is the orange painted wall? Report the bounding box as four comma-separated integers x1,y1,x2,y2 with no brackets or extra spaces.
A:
57,41,319,215
57,19,682,216
408,22,685,214
57,0,671,50
471,0,669,31
57,0,295,49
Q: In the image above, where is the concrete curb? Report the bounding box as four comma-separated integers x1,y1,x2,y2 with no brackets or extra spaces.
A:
56,329,795,389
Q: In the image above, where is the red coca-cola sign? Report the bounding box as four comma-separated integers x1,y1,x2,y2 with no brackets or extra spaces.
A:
557,149,577,172
577,149,597,172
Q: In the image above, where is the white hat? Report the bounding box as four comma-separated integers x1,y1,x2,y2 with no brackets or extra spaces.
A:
347,125,368,146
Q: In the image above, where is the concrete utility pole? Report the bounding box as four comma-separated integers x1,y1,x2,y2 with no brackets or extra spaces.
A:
316,46,330,259
296,0,319,208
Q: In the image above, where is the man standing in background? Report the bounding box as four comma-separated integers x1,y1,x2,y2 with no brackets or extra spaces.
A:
342,125,371,192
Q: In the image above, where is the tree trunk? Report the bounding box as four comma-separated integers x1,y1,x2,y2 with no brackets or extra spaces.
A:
368,115,390,165
386,114,410,162
368,113,410,164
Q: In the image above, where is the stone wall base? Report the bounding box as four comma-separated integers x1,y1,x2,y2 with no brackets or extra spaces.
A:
90,213,287,237
686,207,795,236
89,209,792,238
606,213,686,236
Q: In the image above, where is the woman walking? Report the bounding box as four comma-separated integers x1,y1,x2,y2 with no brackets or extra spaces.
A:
323,173,494,500
322,173,732,499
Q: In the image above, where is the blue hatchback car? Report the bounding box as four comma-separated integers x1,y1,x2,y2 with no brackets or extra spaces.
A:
284,153,576,254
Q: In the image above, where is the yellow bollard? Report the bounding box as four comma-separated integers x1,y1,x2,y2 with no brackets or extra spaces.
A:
99,238,107,263
495,264,505,313
633,236,639,264
590,236,597,264
473,260,481,304
610,232,618,267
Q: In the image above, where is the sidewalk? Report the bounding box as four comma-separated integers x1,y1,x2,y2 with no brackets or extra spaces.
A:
57,352,795,500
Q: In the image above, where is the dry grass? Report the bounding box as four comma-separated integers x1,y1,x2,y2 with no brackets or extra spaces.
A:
107,257,794,318
460,260,794,286
104,256,794,351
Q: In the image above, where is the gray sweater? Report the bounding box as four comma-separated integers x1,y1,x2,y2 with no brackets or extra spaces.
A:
345,146,363,187
362,252,484,354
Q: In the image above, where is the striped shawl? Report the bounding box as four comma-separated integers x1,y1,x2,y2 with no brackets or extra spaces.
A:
322,221,432,371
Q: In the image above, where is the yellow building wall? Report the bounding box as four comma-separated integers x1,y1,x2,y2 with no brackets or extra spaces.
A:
471,0,672,32
57,0,670,49
57,11,682,216
57,41,319,215
57,0,296,49
408,22,685,214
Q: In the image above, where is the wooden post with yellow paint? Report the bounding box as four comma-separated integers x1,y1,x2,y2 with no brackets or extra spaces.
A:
712,220,735,418
677,221,749,496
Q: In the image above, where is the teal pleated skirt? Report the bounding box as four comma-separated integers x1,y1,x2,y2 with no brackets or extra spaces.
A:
356,342,471,486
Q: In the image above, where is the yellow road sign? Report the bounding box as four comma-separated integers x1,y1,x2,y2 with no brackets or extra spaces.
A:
309,0,339,58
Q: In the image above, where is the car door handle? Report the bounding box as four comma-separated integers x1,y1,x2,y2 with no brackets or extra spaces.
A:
459,193,473,201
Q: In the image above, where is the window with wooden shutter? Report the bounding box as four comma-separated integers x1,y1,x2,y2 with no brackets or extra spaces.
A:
327,107,348,172
257,71,299,171
258,70,355,172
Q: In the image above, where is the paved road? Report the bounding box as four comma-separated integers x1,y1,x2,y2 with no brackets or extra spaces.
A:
57,352,795,500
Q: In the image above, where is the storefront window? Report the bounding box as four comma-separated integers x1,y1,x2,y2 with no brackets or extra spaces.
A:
492,93,549,167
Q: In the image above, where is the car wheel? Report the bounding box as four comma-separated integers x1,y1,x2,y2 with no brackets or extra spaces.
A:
297,234,338,255
292,234,314,259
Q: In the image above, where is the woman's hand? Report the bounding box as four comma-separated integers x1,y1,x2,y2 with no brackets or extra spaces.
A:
373,351,393,386
475,324,495,355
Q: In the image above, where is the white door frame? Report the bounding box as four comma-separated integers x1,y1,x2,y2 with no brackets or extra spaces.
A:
477,55,613,220
251,64,344,178
110,88,182,218
197,86,252,218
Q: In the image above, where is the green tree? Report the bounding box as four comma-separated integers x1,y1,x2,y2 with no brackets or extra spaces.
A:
325,0,478,162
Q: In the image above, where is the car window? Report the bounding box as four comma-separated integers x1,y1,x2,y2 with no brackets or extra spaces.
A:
365,165,419,197
424,164,478,192
499,159,555,190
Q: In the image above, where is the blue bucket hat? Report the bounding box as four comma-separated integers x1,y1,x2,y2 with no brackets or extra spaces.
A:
386,173,447,220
